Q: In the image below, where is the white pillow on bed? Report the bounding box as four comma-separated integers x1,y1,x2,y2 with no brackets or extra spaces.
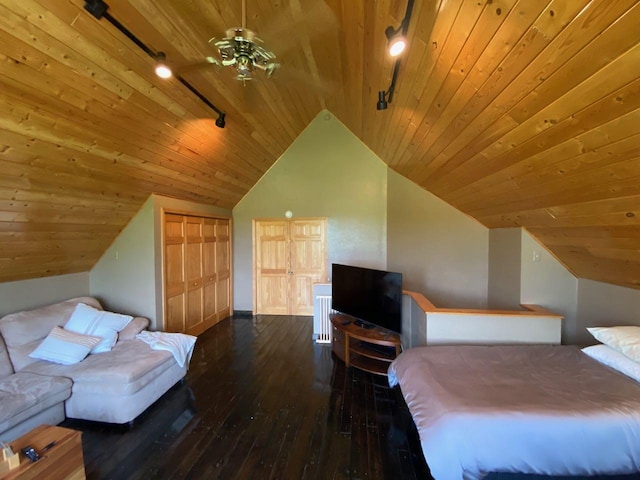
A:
582,344,640,383
587,326,640,362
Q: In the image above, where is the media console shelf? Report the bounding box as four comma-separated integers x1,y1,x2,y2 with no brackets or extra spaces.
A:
330,313,402,376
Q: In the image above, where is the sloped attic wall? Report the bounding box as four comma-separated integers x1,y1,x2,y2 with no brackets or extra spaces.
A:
233,111,491,311
387,169,489,309
233,111,388,311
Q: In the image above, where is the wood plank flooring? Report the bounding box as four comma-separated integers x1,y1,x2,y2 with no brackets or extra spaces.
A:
62,315,430,479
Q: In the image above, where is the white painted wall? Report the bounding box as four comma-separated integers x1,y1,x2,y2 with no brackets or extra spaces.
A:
488,228,522,310
576,279,640,346
0,272,89,317
90,198,156,324
520,230,578,344
387,169,489,309
233,111,388,311
424,312,561,345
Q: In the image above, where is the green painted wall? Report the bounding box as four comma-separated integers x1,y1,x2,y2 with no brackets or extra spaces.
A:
387,169,490,309
90,197,156,323
488,228,522,310
520,230,578,344
233,111,388,311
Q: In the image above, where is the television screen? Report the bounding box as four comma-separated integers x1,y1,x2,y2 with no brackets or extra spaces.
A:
331,263,402,333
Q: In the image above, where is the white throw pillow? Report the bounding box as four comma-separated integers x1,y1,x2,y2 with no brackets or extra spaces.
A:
582,344,640,383
64,303,133,354
587,326,640,362
29,326,101,365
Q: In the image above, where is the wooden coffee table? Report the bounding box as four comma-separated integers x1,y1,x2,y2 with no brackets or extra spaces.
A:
0,425,85,480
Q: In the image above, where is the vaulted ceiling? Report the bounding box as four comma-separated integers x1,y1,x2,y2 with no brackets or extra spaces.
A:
1,0,639,289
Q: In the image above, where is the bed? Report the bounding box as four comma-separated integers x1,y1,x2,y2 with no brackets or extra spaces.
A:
388,344,640,480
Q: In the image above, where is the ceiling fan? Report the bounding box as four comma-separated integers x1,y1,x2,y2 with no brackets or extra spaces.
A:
206,0,279,81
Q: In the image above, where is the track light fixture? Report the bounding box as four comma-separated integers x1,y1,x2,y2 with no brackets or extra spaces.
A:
377,57,401,111
154,52,172,79
385,26,406,57
84,0,226,128
377,91,388,110
215,113,226,128
377,0,415,110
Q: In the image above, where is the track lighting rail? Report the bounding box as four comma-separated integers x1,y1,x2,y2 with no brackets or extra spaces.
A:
83,0,226,128
377,0,414,111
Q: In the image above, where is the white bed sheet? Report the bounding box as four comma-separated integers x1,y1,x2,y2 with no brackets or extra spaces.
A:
388,345,640,480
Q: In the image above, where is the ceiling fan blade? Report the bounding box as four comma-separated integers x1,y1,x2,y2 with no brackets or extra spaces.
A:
276,62,337,97
257,0,338,58
174,59,220,74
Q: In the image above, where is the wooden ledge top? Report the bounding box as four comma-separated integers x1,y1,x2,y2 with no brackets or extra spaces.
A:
403,290,563,318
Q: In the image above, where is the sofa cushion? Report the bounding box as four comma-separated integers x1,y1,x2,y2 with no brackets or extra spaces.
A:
0,297,101,372
0,372,72,432
22,340,175,396
118,317,150,341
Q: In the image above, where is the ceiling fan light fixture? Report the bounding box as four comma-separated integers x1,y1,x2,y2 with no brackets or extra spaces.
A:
154,52,172,79
208,0,279,81
235,55,253,78
211,29,278,80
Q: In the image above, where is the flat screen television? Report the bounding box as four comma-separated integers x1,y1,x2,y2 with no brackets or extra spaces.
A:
331,263,402,333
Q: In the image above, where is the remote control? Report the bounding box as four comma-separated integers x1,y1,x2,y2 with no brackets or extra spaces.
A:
21,446,40,462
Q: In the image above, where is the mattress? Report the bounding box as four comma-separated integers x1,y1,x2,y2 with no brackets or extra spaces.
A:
388,345,640,480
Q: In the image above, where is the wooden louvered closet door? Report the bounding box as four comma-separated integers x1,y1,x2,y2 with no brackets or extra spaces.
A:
215,219,232,319
164,213,232,335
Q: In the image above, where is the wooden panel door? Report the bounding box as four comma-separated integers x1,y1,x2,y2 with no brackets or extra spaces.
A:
202,218,217,329
164,213,232,334
185,217,204,335
164,214,186,333
290,219,327,315
215,219,232,320
254,218,327,315
254,220,290,315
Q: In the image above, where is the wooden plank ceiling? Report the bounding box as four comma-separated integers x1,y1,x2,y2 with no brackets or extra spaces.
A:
0,0,639,289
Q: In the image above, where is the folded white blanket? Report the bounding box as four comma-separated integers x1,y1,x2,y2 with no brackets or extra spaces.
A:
135,331,197,368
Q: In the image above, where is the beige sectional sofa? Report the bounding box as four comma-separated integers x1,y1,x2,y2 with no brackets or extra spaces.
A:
0,297,188,441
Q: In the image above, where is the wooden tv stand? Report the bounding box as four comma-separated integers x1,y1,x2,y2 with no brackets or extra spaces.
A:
330,313,402,376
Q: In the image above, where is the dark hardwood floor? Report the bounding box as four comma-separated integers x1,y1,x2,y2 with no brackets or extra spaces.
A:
62,315,430,479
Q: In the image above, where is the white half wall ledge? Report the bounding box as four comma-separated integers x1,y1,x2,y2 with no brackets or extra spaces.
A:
403,291,563,347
